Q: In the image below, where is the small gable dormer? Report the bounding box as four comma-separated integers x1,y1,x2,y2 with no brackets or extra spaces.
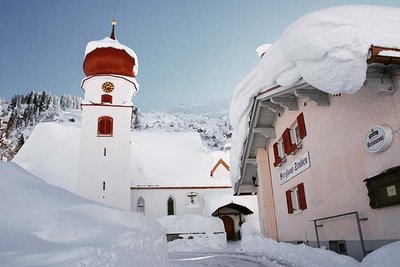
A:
210,159,230,178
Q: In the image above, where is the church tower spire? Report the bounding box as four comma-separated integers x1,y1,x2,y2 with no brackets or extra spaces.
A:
110,19,116,40
77,22,139,210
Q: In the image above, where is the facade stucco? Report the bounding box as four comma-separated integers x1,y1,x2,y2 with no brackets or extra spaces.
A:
265,87,400,252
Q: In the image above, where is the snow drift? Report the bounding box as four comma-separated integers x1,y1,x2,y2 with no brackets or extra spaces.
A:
229,5,400,183
0,162,168,266
241,234,359,267
360,241,400,267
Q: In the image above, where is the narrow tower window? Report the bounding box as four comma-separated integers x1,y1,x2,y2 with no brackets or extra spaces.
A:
137,197,145,214
98,116,113,136
167,196,175,215
103,181,106,191
104,147,107,157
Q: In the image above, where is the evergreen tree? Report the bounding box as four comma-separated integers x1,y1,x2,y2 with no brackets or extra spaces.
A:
38,91,47,113
15,134,25,153
132,107,142,130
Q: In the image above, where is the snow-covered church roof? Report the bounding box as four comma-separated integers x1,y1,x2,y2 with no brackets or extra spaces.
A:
230,5,400,184
13,122,231,193
131,131,231,187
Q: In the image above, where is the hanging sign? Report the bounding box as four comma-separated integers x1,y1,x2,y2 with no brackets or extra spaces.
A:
364,125,393,153
279,152,310,184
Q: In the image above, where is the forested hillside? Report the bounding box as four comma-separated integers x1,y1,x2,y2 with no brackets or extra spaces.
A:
0,92,231,161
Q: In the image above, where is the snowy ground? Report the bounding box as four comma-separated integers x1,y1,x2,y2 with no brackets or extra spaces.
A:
169,241,284,267
0,162,168,266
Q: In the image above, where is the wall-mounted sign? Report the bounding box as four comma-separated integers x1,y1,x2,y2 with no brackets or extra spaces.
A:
279,152,311,184
364,125,393,153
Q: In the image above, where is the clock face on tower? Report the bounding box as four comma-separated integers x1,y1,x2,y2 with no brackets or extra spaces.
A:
102,81,115,93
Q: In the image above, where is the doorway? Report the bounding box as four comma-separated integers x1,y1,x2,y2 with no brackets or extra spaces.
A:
221,216,235,240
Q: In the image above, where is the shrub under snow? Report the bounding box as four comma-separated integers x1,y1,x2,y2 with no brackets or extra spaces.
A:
157,214,227,252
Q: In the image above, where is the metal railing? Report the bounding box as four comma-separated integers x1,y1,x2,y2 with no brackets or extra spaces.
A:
311,211,368,257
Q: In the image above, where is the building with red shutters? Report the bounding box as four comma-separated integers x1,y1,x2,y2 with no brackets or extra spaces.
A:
231,43,400,261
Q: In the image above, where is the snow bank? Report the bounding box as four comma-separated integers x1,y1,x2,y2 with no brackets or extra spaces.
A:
167,232,226,252
157,214,227,252
157,214,225,234
360,241,400,267
241,234,359,267
240,214,260,236
230,5,400,184
0,162,168,266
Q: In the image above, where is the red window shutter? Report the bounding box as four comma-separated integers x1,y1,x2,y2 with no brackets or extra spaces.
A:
101,94,112,104
282,128,296,155
273,142,281,167
98,116,113,135
297,112,307,139
298,183,307,210
286,190,294,214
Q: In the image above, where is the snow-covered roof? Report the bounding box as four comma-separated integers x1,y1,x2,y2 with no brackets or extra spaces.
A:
85,37,138,65
85,37,139,76
130,131,231,187
230,5,400,184
13,122,231,193
256,44,272,58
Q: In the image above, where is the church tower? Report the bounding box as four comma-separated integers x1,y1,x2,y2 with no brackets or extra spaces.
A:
77,20,138,210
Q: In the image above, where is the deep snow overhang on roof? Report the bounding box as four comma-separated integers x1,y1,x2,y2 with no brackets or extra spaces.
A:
367,45,400,65
234,60,400,195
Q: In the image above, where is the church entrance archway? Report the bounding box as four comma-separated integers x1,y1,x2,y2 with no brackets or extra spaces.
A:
221,216,235,240
212,203,254,241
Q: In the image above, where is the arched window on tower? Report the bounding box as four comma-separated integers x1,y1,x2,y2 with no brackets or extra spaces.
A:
98,116,113,136
167,196,175,215
101,94,112,104
137,197,145,214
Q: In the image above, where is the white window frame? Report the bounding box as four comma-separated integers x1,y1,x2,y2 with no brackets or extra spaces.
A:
290,122,302,147
276,138,287,162
290,186,302,214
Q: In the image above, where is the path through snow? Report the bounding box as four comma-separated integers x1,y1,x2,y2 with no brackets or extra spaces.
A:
169,241,285,267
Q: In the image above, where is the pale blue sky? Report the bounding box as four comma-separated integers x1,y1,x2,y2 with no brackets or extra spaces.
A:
1,0,400,110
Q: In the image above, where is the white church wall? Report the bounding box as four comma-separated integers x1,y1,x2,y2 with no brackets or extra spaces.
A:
131,188,232,219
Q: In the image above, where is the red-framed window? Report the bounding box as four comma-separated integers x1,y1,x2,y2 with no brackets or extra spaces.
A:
273,112,307,167
98,116,113,136
286,182,307,214
273,142,282,167
297,112,307,139
101,94,112,104
282,128,297,155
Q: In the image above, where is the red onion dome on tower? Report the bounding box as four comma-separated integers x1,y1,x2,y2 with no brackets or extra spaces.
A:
83,20,138,77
